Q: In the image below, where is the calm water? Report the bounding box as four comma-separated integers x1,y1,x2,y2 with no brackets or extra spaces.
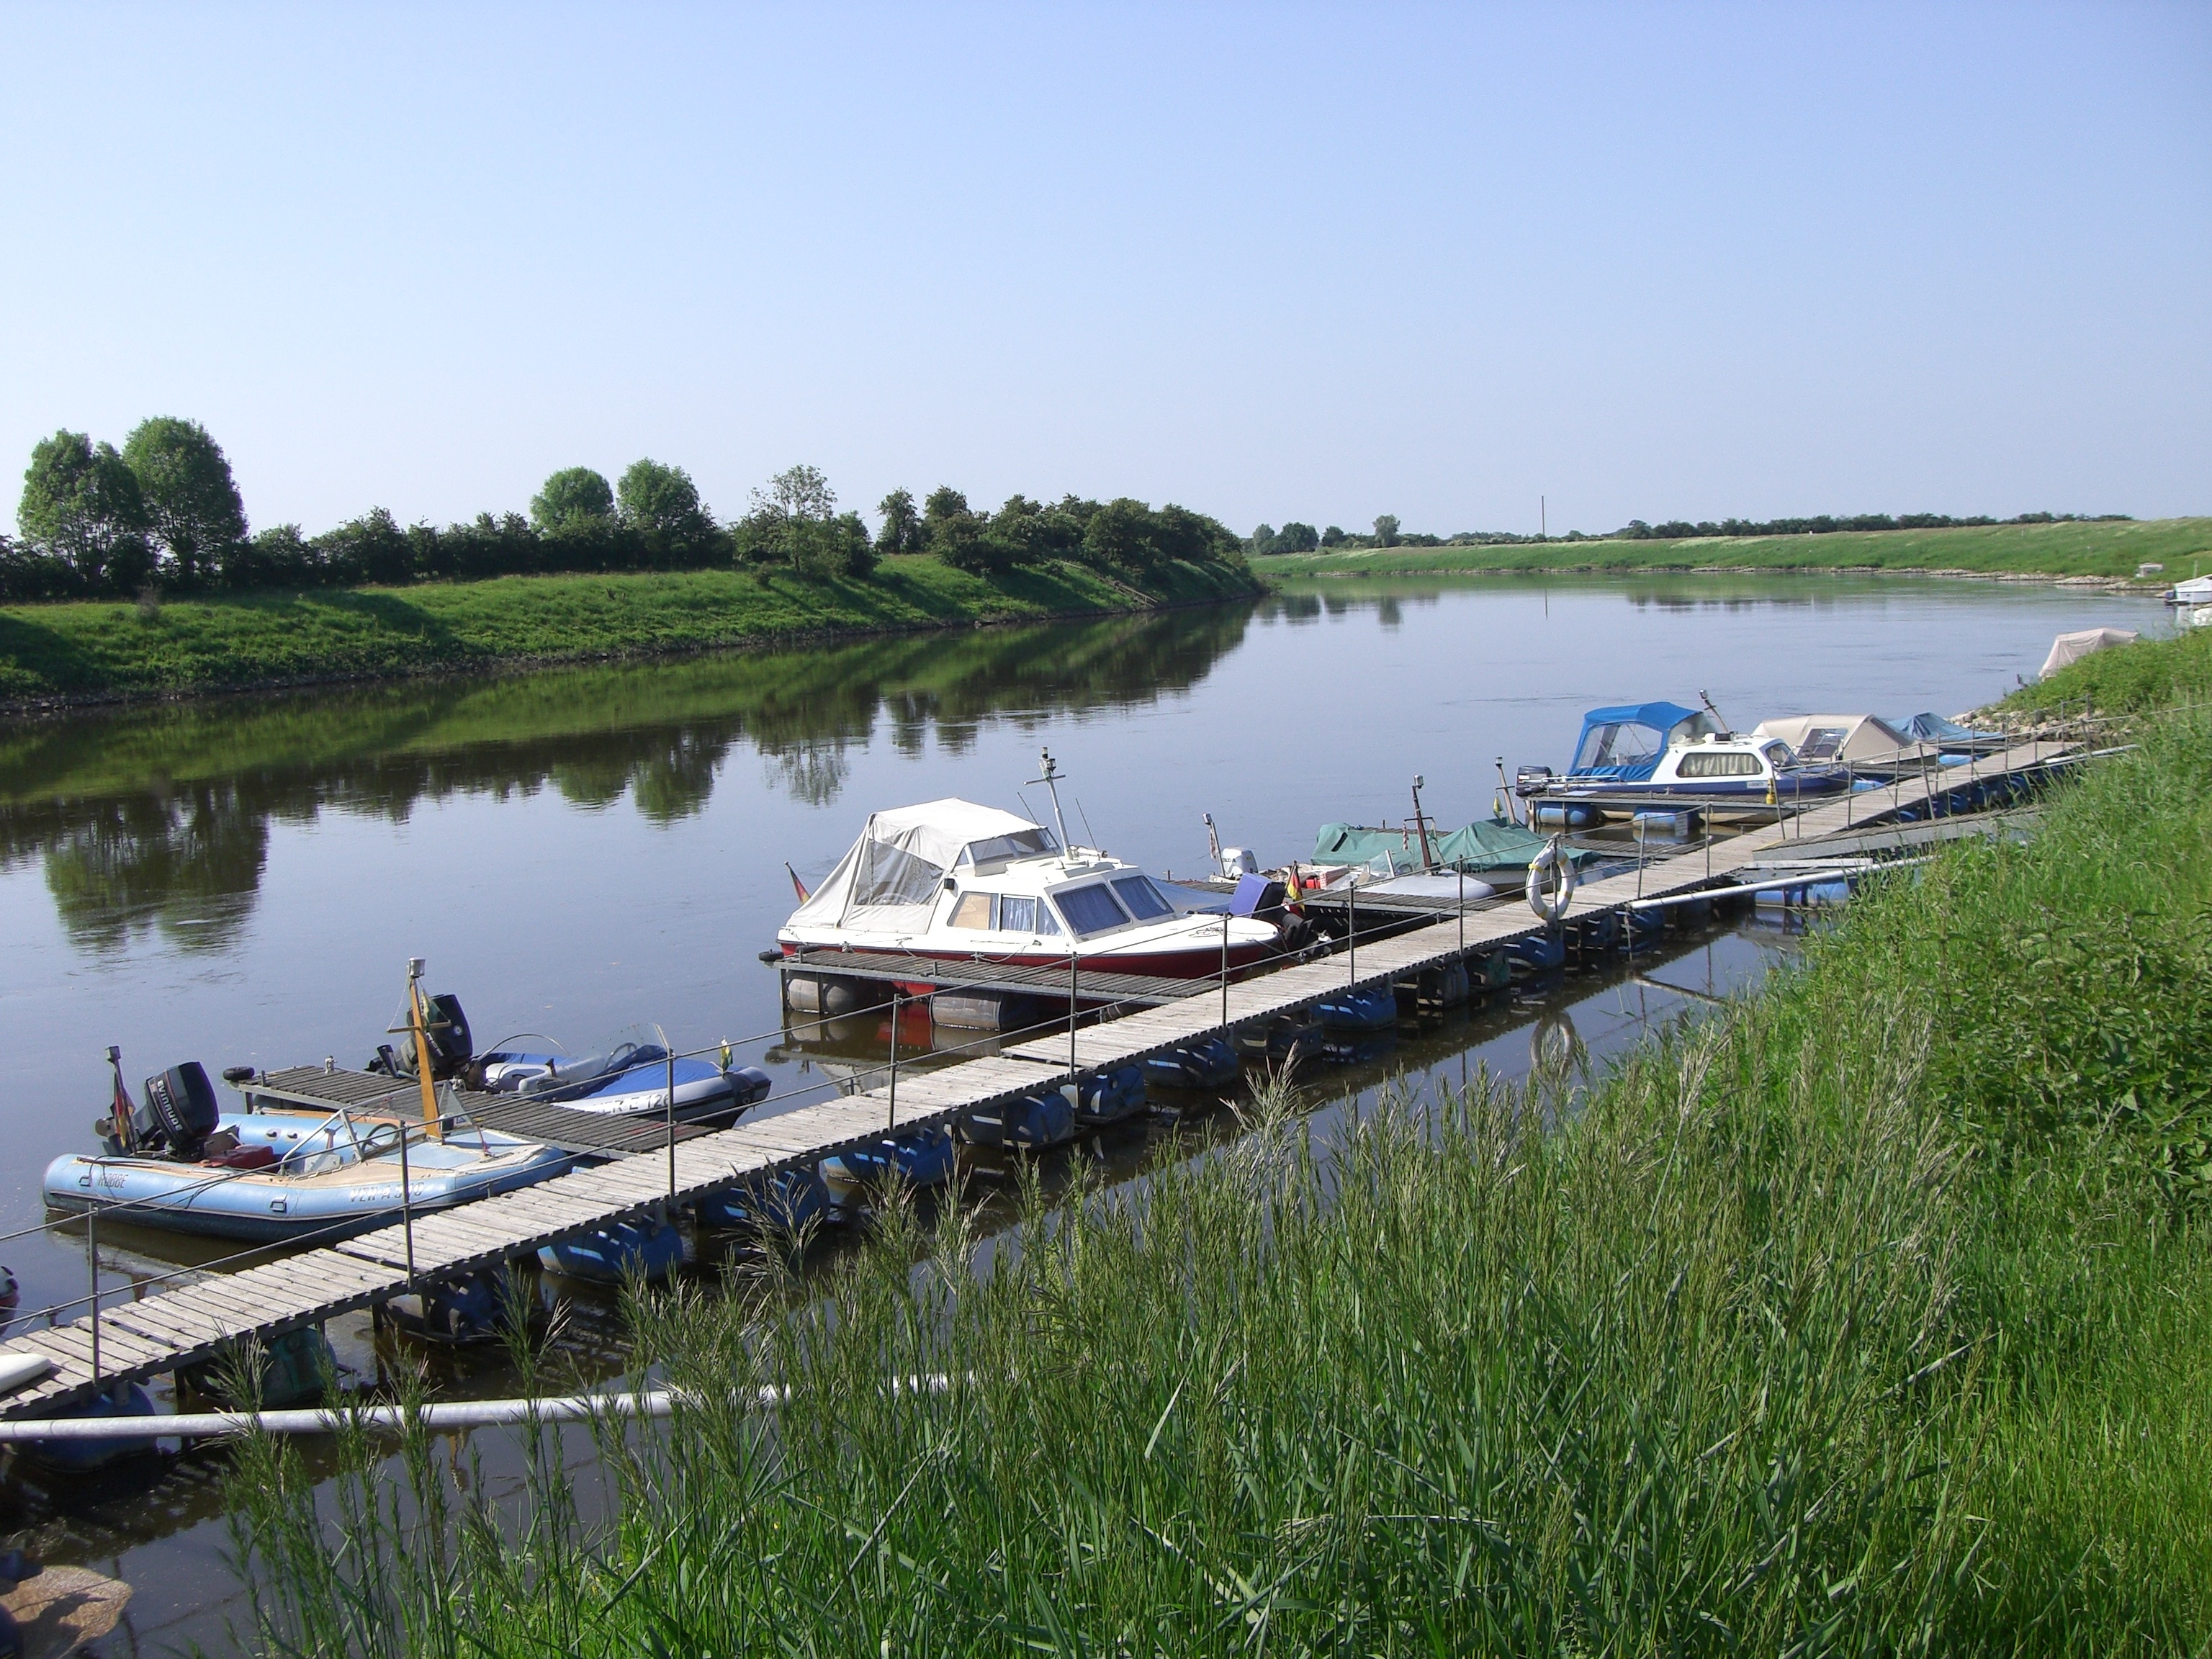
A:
0,572,2167,1644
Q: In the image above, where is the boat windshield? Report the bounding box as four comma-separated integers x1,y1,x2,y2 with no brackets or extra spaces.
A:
1573,721,1666,773
959,827,1058,866
1110,875,1174,920
533,1022,671,1089
1053,884,1130,937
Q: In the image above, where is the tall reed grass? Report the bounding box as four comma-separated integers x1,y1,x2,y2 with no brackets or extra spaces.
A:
222,708,2212,1656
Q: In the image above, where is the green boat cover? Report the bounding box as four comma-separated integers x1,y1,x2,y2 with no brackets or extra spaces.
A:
1312,817,1593,874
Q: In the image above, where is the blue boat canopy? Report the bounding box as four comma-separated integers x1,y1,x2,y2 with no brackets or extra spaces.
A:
1568,701,1722,782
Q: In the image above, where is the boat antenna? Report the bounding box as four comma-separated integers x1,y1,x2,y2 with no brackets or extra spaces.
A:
1409,774,1435,870
1698,689,1732,735
1031,749,1074,854
1076,796,1100,853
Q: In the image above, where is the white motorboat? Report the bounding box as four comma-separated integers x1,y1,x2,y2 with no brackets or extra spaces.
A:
776,752,1280,980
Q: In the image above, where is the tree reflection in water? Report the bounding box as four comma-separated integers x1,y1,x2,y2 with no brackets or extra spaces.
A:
0,602,1256,953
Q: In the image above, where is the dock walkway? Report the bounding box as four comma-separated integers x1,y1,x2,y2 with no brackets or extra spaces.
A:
0,742,2071,1422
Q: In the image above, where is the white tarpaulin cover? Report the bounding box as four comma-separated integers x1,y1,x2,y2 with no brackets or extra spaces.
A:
2039,627,2138,681
2172,575,2212,604
786,799,1052,935
1750,714,1936,767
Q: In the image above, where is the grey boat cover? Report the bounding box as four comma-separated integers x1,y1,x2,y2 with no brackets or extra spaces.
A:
1313,817,1589,874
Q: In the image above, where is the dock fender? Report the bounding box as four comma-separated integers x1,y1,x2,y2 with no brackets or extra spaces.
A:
1526,836,1576,923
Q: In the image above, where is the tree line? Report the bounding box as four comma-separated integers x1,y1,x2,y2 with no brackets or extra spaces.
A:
3,421,1247,602
1249,508,2131,554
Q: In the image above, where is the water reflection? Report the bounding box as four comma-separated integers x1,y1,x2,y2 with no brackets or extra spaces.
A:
0,606,1257,952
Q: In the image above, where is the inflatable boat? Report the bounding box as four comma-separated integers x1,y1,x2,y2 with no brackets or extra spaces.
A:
45,1058,572,1244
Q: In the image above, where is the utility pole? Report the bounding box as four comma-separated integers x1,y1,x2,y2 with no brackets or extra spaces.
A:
1540,495,1546,540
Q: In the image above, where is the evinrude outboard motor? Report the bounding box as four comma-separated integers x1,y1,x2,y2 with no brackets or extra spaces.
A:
112,1064,220,1161
367,994,475,1082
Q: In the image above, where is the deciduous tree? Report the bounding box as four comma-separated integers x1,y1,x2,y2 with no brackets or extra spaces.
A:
531,467,615,531
18,429,152,591
874,487,922,556
122,417,247,587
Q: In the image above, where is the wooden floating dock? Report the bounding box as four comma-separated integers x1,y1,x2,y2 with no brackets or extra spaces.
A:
0,740,2074,1424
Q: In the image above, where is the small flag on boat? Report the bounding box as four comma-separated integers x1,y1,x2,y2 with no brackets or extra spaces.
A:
107,1047,135,1149
785,862,809,902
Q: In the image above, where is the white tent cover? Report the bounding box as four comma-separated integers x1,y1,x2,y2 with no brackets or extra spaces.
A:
2173,575,2212,603
2039,627,2138,680
786,799,1054,935
1750,714,1925,765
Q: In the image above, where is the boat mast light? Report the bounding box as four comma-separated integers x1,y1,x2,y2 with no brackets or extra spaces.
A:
1032,750,1076,860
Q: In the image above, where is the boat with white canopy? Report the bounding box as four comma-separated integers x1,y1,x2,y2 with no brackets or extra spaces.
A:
776,753,1282,979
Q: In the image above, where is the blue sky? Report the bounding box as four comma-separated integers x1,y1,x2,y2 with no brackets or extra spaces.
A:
2,3,2205,539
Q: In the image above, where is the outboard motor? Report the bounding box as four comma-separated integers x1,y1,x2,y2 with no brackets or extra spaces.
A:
367,994,474,1081
128,1064,220,1161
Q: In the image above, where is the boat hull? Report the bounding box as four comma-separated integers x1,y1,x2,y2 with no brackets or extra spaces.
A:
778,940,1278,981
42,1111,574,1244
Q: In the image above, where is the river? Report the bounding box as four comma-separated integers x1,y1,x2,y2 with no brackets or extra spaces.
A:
0,571,2168,1647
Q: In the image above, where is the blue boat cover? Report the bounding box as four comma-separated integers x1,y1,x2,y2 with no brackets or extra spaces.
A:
1568,701,1713,782
1893,712,2002,745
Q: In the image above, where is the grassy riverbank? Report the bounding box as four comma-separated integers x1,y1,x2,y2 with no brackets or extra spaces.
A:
230,704,2211,1653
0,556,1259,708
1254,514,2212,582
1997,618,2212,716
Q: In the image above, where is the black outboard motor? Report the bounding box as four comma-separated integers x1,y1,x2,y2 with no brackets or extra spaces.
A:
131,1063,221,1161
367,994,474,1082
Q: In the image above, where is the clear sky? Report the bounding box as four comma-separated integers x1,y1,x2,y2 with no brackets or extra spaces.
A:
3,3,2206,541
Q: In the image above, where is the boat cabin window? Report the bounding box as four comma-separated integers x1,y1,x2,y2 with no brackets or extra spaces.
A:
1110,875,1173,920
1053,884,1130,937
958,828,1058,867
948,891,1063,935
997,894,1058,934
1676,750,1763,778
1762,742,1797,768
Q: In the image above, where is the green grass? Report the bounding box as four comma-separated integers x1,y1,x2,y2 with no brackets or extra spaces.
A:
1995,621,2212,717
224,704,2212,1655
0,556,1259,706
1254,516,2212,582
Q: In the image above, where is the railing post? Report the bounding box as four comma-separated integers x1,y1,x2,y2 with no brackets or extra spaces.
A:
1347,884,1357,984
665,1049,678,1203
1457,863,1465,953
86,1200,99,1383
1220,914,1230,1025
887,989,901,1131
1069,953,1079,1077
398,1123,415,1287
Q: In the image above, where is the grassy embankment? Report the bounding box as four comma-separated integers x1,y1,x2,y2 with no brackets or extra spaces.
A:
0,555,1258,707
1254,514,2212,582
227,639,2211,1654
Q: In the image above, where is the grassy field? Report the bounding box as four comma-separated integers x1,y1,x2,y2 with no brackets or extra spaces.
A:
226,697,2212,1653
1995,617,2212,716
1254,515,2212,582
0,556,1259,706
